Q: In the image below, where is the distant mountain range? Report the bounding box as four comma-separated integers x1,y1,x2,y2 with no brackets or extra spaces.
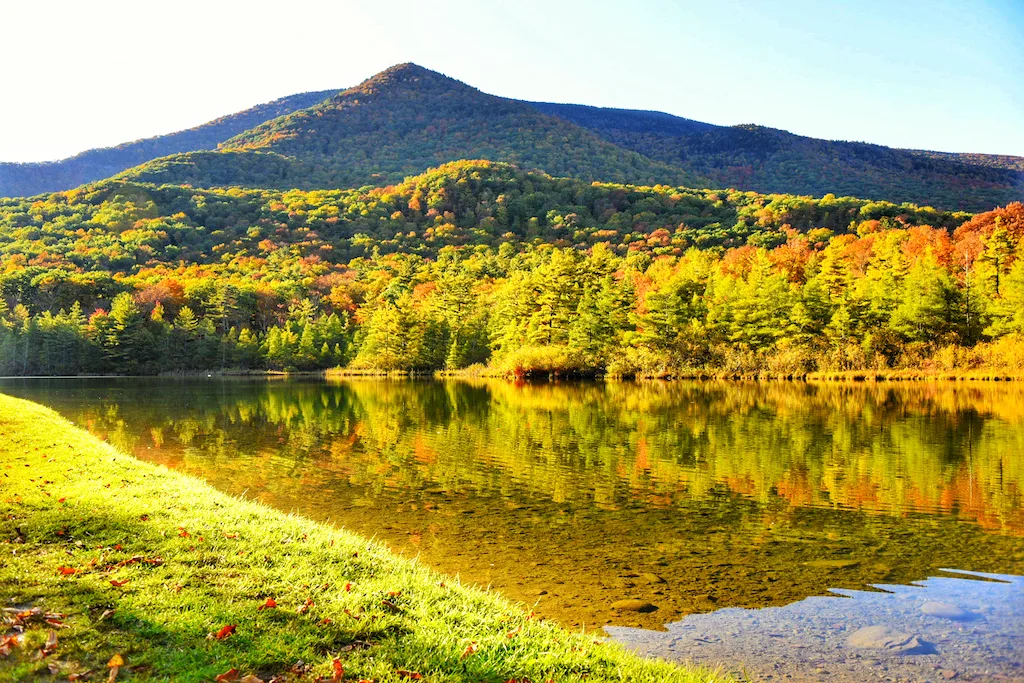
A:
2,63,1021,211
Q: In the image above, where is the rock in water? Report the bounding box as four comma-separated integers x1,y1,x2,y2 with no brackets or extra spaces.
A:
920,601,978,621
803,559,861,569
638,573,667,585
611,599,658,613
846,626,934,654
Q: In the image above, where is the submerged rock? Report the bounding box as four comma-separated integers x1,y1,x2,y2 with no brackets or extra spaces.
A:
611,599,658,613
639,573,667,585
921,601,978,621
846,626,934,654
803,559,861,569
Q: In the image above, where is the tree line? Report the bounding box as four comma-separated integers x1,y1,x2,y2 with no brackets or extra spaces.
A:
0,161,1021,377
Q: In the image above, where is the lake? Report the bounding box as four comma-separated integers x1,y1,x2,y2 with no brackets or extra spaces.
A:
2,378,1022,680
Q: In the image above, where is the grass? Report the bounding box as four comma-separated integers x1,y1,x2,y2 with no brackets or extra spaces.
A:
0,394,722,683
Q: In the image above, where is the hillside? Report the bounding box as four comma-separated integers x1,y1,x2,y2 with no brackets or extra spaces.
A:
116,64,702,191
1,159,1022,378
531,102,1024,212
0,88,338,197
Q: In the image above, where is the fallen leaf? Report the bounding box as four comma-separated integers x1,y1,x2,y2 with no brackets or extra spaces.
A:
343,609,360,620
380,599,400,612
0,634,21,657
216,668,240,682
107,654,123,683
321,617,332,625
332,659,344,682
214,624,237,640
178,528,190,538
58,567,78,576
395,671,422,680
506,626,521,638
387,591,402,598
99,609,116,622
297,599,314,615
461,642,478,659
224,533,240,539
343,582,352,592
110,580,130,587
239,676,264,683
257,598,277,611
41,630,58,656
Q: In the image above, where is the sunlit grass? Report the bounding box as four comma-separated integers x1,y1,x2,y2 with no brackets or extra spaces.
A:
0,394,723,683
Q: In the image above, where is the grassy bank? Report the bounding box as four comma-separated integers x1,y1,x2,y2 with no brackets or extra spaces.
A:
0,395,720,683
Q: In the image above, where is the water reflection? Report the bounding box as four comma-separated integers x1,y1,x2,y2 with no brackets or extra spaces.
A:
1,378,1022,629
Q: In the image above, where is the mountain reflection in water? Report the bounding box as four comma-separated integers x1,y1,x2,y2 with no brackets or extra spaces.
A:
1,378,1021,630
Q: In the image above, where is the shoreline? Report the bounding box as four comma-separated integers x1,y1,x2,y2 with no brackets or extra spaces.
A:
2,368,1022,382
0,394,720,683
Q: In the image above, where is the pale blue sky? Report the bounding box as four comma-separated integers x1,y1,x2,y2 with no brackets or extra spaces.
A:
1,0,1021,162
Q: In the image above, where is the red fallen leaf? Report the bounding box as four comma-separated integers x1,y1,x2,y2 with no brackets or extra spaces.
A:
506,626,522,638
321,617,333,625
139,515,149,522
395,671,422,680
58,497,66,503
110,579,130,587
113,544,123,551
387,591,402,598
58,566,78,576
343,582,352,592
214,624,237,640
380,599,400,612
460,642,478,659
332,659,344,682
224,533,240,539
257,598,277,611
343,609,360,620
215,668,240,682
178,528,190,538
297,599,314,615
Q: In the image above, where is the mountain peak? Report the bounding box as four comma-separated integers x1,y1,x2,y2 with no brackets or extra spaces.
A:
349,62,470,97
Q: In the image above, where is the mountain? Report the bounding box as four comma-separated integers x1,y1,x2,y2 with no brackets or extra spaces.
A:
530,102,1024,212
0,89,338,197
2,63,1021,212
116,64,703,191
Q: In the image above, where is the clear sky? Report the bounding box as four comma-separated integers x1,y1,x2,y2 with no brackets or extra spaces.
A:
2,0,1022,162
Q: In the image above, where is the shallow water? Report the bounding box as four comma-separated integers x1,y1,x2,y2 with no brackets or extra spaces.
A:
609,570,1024,682
1,378,1022,671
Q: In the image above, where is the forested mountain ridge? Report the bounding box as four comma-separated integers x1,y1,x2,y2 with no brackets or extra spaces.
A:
0,88,339,198
3,159,1023,378
116,63,704,191
2,63,1019,212
532,102,1024,212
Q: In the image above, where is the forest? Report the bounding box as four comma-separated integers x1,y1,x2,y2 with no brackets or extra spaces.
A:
0,160,1022,377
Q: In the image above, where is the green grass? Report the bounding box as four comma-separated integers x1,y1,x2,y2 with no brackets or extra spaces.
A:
0,394,722,683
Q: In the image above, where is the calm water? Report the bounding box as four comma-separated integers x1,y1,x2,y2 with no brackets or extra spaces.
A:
2,378,1022,672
